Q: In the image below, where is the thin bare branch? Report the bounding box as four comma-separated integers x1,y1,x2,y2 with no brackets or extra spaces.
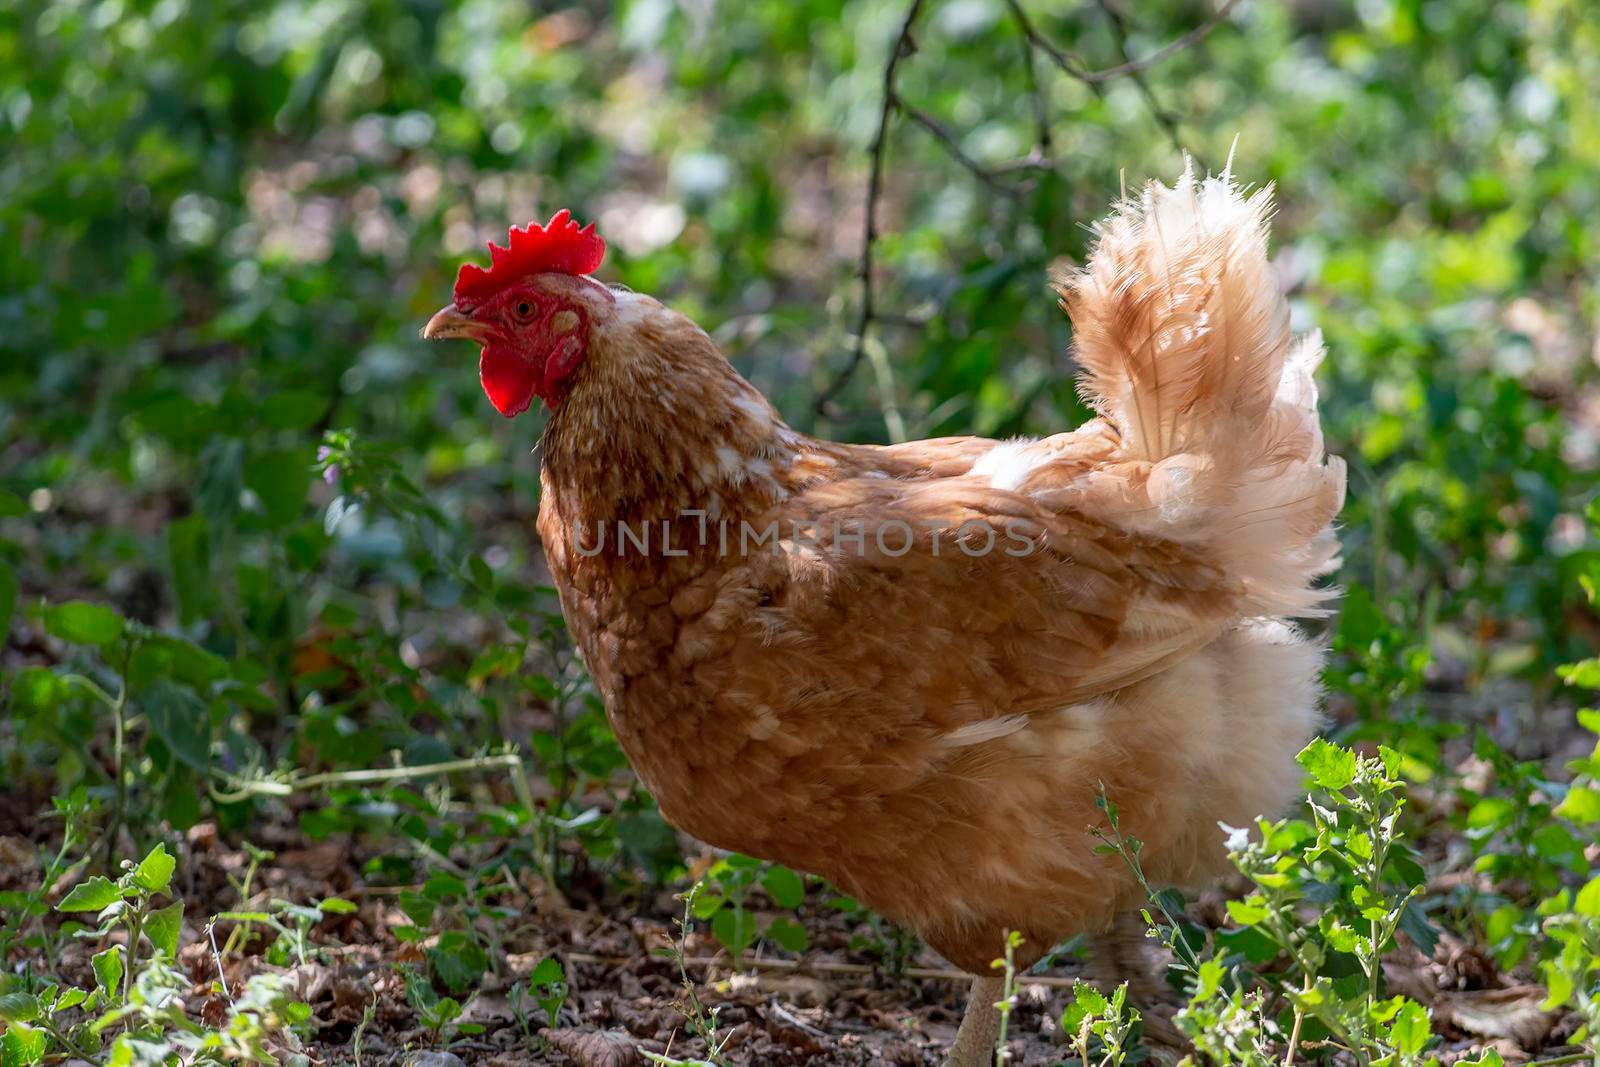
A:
1006,0,1054,161
897,96,1027,193
818,0,1228,415
1010,0,1239,85
815,0,927,417
1095,0,1190,160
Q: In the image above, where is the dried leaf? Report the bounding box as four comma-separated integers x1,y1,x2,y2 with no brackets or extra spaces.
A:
539,1027,644,1067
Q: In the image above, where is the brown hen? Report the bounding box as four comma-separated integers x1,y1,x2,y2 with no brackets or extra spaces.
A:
423,171,1345,1065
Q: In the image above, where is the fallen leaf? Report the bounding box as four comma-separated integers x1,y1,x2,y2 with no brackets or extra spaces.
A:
540,1027,644,1067
1438,986,1556,1049
400,1052,467,1067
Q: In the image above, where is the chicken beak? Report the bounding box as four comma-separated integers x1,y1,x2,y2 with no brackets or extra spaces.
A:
421,305,492,343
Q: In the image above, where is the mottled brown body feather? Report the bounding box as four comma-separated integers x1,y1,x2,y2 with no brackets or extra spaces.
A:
530,172,1344,973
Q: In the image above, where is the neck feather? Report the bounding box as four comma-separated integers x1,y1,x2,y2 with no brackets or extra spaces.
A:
539,297,797,525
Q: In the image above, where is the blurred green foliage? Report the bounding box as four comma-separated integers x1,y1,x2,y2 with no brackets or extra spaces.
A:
1,0,1598,945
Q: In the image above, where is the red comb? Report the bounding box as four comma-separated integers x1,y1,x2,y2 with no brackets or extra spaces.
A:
453,209,606,308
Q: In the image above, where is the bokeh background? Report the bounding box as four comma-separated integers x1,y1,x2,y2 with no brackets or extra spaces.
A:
2,0,1599,1061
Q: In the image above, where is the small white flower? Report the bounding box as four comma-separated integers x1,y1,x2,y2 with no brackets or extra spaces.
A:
1219,822,1251,852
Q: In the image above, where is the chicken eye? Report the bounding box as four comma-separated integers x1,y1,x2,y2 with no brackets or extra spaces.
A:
514,301,533,318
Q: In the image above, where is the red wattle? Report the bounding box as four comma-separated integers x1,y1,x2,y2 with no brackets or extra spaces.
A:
479,344,539,418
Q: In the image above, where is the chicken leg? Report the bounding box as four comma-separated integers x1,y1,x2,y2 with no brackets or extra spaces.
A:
946,975,1006,1067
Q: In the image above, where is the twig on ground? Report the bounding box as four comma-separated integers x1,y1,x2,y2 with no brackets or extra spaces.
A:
565,951,1083,989
1519,1054,1596,1067
206,919,233,1003
769,1001,829,1039
209,750,535,804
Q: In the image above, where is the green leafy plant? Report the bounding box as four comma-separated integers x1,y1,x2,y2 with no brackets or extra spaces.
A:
1533,519,1600,1060
0,842,313,1065
1220,741,1436,1067
1061,980,1141,1067
394,870,500,997
0,786,93,970
213,895,358,970
1536,879,1600,1058
58,842,186,1019
687,855,809,968
829,893,921,978
510,957,570,1034
989,929,1026,1064
402,968,474,1047
1174,957,1277,1067
648,883,731,1067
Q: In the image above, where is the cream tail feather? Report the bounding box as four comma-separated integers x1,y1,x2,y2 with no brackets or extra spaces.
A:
1060,167,1346,616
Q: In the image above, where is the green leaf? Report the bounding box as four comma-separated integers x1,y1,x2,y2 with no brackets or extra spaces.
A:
1554,785,1600,824
142,680,211,773
711,906,756,957
58,876,122,912
1559,658,1600,689
144,900,184,956
93,946,125,998
1298,737,1358,791
0,559,15,648
0,490,27,517
260,388,330,430
690,891,725,920
431,997,462,1025
1397,899,1441,957
1,1023,47,1066
0,992,41,1023
398,890,436,927
1386,999,1430,1056
1226,897,1269,926
1574,875,1600,917
1540,959,1574,1010
244,447,312,529
1075,985,1109,1016
422,871,468,903
132,843,176,893
105,1034,172,1066
166,514,210,626
468,553,494,593
467,645,522,686
318,897,358,915
762,865,805,909
7,667,64,713
529,957,565,986
764,916,809,953
427,931,488,995
528,957,569,1027
1194,957,1226,1000
41,600,124,645
161,768,202,832
53,988,87,1012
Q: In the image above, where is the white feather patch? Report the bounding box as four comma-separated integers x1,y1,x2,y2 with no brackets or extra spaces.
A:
968,438,1043,491
941,713,1029,748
